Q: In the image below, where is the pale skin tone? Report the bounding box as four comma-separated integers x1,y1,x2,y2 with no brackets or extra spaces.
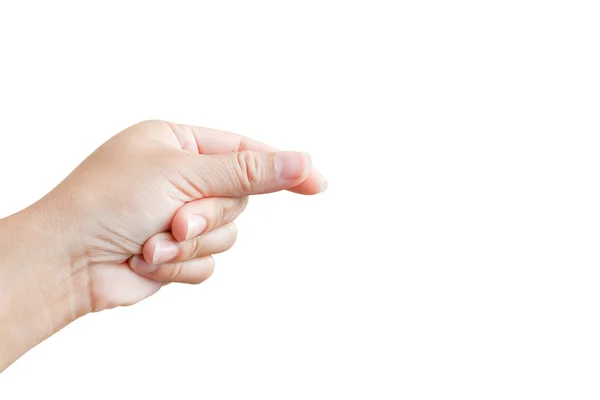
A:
0,120,327,372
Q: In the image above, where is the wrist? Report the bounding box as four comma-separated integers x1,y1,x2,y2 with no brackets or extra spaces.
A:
0,202,91,371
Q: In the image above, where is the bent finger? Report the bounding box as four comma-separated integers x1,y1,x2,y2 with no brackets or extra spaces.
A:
143,223,238,265
130,255,215,284
170,196,248,242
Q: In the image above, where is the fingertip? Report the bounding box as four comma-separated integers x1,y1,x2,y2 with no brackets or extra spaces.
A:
172,210,207,242
171,213,189,242
130,255,158,274
142,238,157,265
288,169,328,195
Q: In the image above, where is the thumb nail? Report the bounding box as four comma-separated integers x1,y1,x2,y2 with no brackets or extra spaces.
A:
275,152,310,181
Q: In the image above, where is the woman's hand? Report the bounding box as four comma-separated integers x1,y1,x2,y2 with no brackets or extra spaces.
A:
0,120,326,371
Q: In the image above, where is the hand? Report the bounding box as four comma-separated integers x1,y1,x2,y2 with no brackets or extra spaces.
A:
0,120,326,371
52,120,325,310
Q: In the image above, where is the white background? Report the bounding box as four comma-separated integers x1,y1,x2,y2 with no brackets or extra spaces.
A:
0,0,599,398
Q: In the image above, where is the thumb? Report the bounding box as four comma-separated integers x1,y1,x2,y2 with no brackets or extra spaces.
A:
188,151,312,197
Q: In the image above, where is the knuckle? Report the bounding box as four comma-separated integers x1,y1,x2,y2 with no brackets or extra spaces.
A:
188,237,204,258
134,119,164,131
203,261,216,281
228,223,239,247
192,258,216,285
167,263,184,282
234,151,262,192
229,222,238,237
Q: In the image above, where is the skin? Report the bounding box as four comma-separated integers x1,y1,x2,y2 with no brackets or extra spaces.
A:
0,120,327,372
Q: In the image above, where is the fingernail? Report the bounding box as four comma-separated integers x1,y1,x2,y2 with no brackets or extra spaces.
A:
186,215,207,240
131,255,158,273
153,240,179,264
275,152,309,181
